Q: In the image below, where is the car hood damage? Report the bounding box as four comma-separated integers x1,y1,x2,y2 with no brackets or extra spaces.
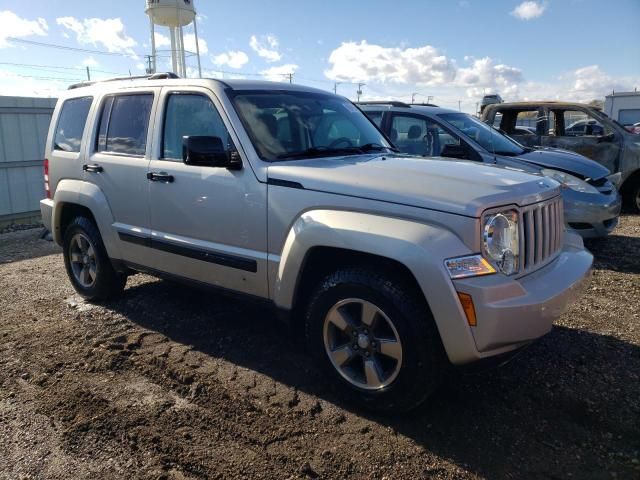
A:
268,154,560,218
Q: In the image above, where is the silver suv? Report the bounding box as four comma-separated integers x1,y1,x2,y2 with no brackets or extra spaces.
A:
41,76,593,412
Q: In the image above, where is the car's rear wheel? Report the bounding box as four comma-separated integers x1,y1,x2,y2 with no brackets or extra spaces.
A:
305,267,448,412
63,216,126,301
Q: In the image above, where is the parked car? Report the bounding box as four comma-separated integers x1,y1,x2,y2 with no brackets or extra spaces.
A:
482,101,640,213
41,76,592,412
480,93,503,114
359,102,621,238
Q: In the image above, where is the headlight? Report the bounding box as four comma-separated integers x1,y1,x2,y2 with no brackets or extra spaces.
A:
606,172,622,188
482,210,519,275
541,169,599,194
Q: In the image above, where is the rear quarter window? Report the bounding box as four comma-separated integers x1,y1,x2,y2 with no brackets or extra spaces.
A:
53,96,93,153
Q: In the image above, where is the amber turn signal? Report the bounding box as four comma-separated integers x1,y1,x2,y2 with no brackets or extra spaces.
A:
457,292,477,327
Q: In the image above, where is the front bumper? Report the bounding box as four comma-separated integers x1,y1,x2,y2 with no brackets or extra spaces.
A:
452,231,593,357
563,189,622,238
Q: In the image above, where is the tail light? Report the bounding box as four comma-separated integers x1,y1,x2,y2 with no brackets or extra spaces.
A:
44,159,51,199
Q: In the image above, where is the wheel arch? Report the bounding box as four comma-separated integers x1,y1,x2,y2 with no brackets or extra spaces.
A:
272,209,479,364
52,179,122,259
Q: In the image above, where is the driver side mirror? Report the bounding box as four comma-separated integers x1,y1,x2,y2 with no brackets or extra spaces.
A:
183,136,242,170
440,143,469,159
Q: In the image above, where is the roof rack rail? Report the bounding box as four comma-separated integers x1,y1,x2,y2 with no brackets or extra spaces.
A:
357,101,411,108
412,103,439,107
68,72,180,90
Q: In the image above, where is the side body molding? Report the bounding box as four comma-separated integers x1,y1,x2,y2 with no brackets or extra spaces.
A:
271,209,480,364
51,179,122,260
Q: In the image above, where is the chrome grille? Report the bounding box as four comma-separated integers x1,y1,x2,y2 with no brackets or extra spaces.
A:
520,196,564,273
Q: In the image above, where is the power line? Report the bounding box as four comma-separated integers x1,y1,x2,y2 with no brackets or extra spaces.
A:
0,61,126,76
7,37,140,58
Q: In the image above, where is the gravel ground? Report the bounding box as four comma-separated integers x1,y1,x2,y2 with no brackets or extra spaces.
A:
0,217,639,480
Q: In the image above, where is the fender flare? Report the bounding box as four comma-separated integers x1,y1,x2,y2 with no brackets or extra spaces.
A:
272,209,479,364
52,179,122,259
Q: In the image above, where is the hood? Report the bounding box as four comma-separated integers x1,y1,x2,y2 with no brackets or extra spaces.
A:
515,147,610,180
267,154,559,218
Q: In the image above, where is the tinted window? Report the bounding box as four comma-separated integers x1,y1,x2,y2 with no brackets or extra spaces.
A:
97,94,153,155
391,114,460,157
163,94,230,160
54,97,93,152
365,111,384,127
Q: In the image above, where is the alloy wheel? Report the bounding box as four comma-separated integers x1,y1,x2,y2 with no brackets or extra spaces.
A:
69,232,97,288
323,298,403,390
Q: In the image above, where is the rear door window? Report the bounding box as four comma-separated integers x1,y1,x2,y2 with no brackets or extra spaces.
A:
54,96,93,152
96,94,154,156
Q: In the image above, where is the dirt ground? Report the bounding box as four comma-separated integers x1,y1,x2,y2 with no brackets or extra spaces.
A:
0,218,639,480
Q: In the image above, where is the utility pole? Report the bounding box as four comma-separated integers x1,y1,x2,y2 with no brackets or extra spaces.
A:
145,55,155,75
427,95,434,104
357,83,365,102
85,66,91,81
286,73,294,84
334,82,342,94
411,92,418,104
458,100,462,111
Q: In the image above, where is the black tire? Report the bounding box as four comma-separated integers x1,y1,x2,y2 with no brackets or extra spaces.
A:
62,216,126,301
305,267,448,413
623,179,640,214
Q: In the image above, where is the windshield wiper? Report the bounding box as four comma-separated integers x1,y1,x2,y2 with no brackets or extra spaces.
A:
276,146,363,160
276,143,395,160
359,143,397,153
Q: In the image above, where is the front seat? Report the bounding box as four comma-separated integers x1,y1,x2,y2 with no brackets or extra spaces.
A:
405,125,425,155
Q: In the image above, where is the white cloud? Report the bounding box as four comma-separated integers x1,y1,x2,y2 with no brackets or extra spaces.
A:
325,41,457,86
511,1,546,20
153,31,207,55
0,10,48,48
457,57,523,97
154,32,171,48
250,34,282,62
260,64,299,82
183,33,208,55
213,50,249,69
56,17,137,56
82,57,99,67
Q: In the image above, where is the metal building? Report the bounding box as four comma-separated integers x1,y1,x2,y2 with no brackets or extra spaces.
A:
0,96,56,227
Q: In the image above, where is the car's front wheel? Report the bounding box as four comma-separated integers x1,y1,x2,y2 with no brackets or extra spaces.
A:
63,216,126,301
305,267,448,412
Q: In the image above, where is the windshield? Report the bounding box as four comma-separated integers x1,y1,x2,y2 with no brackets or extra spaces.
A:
438,112,526,156
230,91,392,161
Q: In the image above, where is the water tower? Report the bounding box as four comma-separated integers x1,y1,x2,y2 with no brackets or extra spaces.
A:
145,0,202,78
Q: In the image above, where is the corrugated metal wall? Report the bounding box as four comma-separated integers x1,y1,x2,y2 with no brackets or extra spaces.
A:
0,96,56,222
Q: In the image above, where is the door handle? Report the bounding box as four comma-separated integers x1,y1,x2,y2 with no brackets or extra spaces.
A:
83,164,103,173
147,172,174,183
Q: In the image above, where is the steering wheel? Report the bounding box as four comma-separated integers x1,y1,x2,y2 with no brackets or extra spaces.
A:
328,137,354,148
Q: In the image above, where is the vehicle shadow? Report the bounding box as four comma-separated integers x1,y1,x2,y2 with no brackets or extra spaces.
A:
106,278,640,479
585,233,640,274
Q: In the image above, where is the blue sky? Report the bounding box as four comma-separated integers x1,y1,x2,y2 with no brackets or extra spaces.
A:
0,0,638,112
